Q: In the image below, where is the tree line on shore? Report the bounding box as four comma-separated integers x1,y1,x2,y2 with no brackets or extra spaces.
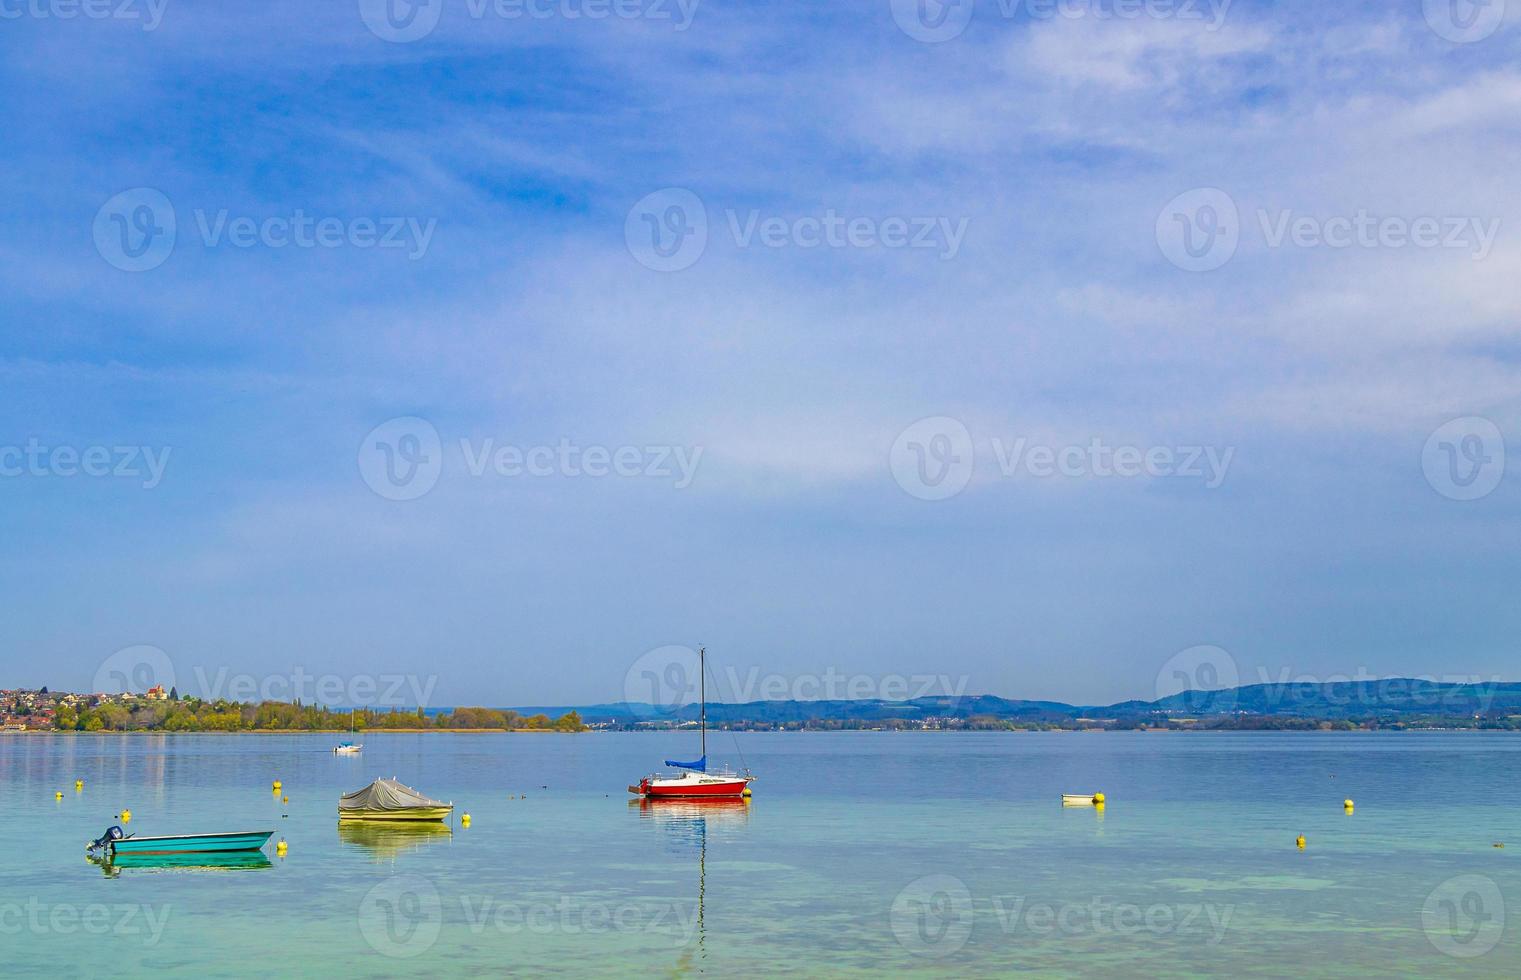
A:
50,700,584,732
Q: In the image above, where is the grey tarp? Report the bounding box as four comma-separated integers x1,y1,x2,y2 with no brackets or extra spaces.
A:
340,777,449,813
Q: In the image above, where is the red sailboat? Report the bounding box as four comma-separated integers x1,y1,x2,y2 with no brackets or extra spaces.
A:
629,647,754,799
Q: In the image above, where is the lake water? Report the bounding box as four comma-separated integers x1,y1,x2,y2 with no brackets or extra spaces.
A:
3,731,1518,977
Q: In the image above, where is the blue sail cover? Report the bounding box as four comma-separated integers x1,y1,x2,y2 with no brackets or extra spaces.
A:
665,755,706,772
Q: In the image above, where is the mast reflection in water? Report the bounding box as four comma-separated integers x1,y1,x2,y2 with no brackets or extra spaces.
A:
632,797,751,972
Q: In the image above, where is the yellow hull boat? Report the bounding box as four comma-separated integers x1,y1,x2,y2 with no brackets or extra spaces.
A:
339,777,454,823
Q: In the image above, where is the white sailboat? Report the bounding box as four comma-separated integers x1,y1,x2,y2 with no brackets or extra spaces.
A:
334,709,363,754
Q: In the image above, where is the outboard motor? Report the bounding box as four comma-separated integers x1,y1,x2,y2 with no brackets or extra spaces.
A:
87,825,125,853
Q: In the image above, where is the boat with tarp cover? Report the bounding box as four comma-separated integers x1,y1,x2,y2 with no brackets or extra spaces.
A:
629,647,754,799
339,777,454,822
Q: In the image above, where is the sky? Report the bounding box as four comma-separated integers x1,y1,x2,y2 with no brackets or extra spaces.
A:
1,0,1517,708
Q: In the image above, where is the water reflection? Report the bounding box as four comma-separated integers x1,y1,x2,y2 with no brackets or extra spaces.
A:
632,798,751,973
338,820,453,862
88,851,274,877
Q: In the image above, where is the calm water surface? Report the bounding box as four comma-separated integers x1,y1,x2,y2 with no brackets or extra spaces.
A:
3,731,1518,977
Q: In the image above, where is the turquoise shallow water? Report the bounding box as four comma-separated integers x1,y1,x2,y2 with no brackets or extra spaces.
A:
2,731,1518,977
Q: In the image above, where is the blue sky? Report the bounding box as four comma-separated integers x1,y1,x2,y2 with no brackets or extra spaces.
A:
1,0,1518,707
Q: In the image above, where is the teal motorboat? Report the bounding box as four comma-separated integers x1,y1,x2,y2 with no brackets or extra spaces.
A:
87,826,274,857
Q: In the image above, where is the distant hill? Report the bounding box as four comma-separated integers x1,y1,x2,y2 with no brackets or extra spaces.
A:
507,679,1521,726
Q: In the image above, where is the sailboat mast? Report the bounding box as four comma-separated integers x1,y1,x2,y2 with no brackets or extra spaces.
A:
699,646,706,762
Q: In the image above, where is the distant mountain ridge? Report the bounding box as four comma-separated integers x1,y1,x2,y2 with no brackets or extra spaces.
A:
506,680,1521,725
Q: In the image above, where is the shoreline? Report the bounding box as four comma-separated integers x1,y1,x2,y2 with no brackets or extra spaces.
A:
1,726,1503,736
0,728,587,735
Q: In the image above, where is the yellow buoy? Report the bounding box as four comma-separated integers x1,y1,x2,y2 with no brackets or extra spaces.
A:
742,787,753,798
275,839,287,855
1092,792,1105,805
75,780,84,791
272,780,282,791
55,791,63,799
122,809,132,823
461,813,471,827
1296,834,1305,848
